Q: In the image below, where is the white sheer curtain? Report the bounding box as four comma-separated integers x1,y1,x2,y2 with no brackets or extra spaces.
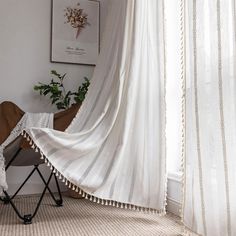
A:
183,0,236,235
0,0,167,213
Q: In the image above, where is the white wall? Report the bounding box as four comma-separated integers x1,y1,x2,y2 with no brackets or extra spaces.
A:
0,0,109,195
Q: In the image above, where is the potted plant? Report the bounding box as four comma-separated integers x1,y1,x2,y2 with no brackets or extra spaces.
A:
34,70,90,110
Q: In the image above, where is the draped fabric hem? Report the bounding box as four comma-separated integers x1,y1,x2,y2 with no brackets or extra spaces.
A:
21,130,167,215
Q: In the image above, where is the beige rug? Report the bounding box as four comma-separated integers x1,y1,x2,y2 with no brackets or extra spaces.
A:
0,194,183,236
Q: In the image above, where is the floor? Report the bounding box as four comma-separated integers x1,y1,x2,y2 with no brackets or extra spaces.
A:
0,194,183,236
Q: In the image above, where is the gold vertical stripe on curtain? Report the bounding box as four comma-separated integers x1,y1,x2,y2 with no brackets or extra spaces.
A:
216,0,232,235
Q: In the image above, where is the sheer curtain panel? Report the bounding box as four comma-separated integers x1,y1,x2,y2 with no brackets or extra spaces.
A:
183,0,236,235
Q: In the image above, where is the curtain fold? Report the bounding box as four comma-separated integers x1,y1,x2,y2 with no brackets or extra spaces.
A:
5,0,167,212
183,0,236,235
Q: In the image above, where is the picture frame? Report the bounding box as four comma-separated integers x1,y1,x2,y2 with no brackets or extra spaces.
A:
51,0,100,65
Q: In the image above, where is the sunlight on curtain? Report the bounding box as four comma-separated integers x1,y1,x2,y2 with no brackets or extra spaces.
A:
183,0,236,235
165,0,183,174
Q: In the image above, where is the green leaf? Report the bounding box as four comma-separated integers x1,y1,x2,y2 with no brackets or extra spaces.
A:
56,102,65,110
43,88,51,96
51,70,61,78
61,73,67,81
52,97,59,104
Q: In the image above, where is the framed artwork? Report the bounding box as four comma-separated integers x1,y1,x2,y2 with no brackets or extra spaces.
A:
51,0,100,65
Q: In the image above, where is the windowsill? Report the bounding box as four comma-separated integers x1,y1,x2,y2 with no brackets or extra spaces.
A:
167,171,182,216
168,171,182,183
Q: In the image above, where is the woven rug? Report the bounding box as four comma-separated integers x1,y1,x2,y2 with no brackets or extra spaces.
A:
0,194,183,236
